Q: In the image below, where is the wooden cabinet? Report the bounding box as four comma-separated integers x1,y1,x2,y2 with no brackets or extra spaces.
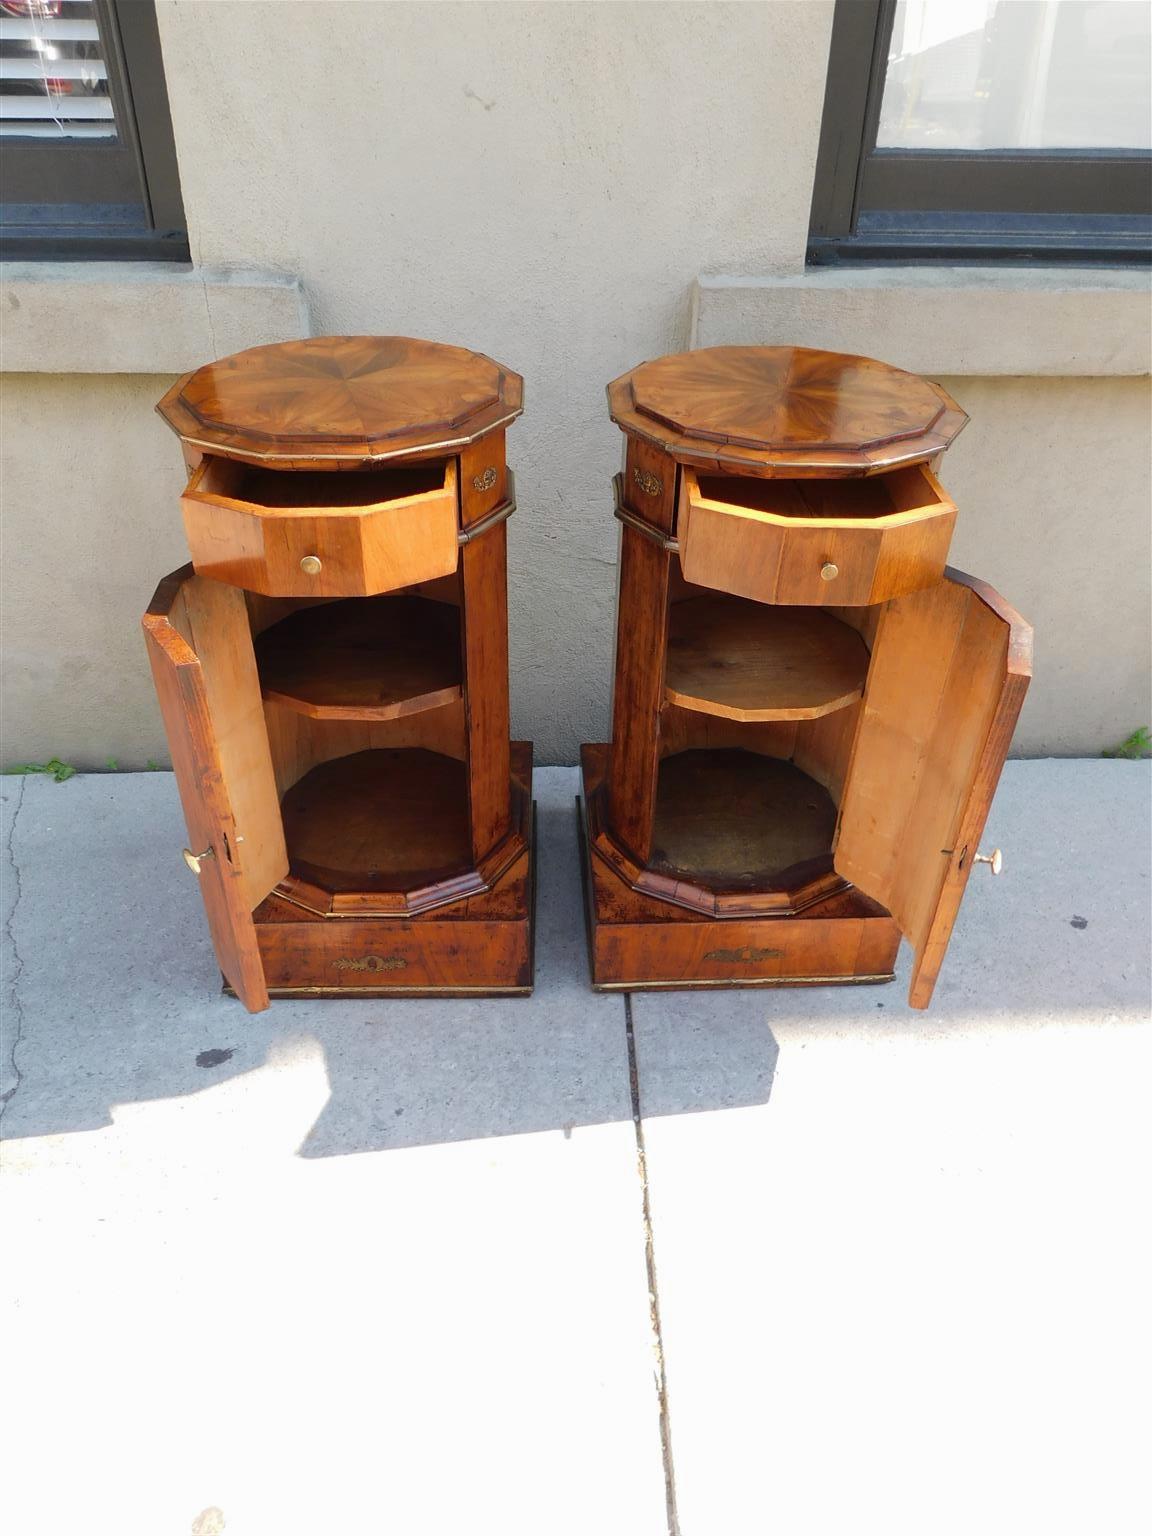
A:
678,462,956,606
581,345,1031,1007
180,456,461,597
146,336,533,1011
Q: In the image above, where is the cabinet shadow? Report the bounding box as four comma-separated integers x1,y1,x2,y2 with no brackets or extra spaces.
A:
2,763,1147,1157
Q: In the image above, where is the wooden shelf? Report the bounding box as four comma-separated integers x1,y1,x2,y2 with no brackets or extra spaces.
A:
650,749,837,888
255,595,462,721
665,595,869,722
280,748,472,897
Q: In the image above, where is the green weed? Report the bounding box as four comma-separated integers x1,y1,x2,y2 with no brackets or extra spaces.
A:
1102,726,1151,760
8,757,77,783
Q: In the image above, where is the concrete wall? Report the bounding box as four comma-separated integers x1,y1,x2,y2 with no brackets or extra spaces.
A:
1,1,1148,766
2,375,187,768
937,377,1151,758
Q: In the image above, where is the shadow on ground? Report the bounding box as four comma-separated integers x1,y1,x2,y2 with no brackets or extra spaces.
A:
1,761,1146,1155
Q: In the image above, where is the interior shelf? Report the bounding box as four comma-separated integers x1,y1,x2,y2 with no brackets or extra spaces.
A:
665,595,869,722
255,595,462,720
279,747,472,896
650,749,837,888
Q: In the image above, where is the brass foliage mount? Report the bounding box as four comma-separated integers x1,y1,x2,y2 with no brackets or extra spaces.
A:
332,955,408,972
632,466,662,497
472,466,498,492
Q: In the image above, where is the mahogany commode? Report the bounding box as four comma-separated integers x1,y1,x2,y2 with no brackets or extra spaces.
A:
580,345,1032,1006
144,336,533,1010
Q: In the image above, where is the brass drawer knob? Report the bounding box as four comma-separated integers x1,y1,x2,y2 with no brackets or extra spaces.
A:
974,848,1003,875
820,562,839,581
182,845,214,876
299,554,323,576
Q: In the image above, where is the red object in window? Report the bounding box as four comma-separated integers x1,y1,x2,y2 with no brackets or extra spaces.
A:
0,2,65,18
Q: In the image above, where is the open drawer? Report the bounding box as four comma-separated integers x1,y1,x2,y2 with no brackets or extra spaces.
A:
180,454,459,597
678,462,956,607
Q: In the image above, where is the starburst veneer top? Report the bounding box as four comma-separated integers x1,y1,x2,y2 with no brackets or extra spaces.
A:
608,345,967,475
158,336,523,467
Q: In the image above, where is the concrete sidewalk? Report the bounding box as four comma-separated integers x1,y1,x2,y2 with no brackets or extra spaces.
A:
2,762,1149,1536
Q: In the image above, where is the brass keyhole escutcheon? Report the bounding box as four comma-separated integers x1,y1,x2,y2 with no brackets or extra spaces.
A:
182,845,214,876
300,554,323,576
820,562,839,581
974,848,1003,875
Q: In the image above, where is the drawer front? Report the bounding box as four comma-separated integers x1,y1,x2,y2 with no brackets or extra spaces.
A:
264,499,459,597
679,466,955,608
253,909,533,993
181,457,460,598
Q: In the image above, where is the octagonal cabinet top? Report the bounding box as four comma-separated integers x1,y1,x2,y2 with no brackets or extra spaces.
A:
158,335,524,469
608,345,967,476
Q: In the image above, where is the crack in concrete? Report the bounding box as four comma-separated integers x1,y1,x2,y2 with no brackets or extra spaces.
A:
625,991,680,1536
1,775,28,1125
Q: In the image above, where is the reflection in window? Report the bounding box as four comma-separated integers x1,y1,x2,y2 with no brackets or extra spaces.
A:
0,0,117,142
877,0,1152,151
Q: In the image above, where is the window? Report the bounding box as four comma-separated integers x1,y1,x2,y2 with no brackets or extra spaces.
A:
809,0,1152,264
0,0,186,260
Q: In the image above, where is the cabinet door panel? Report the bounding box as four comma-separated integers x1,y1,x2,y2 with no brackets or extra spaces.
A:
834,568,1032,1008
143,566,288,1012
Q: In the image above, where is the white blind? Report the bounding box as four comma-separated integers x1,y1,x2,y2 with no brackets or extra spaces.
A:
0,1,116,141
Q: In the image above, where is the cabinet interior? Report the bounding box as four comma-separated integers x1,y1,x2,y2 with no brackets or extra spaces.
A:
693,462,942,522
655,560,877,886
192,454,449,512
245,575,471,907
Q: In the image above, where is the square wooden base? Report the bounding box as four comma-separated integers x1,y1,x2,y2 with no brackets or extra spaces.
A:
578,745,899,992
227,761,536,999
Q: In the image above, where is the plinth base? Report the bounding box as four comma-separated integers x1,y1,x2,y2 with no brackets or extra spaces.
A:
578,745,899,992
227,755,536,999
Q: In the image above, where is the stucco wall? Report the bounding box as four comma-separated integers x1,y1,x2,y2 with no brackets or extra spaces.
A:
936,376,1151,757
1,1,1148,767
1,375,188,768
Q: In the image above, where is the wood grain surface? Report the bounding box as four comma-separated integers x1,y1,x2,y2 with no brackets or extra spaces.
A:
649,749,837,887
665,596,869,721
180,453,460,598
255,595,462,721
142,566,288,1012
279,747,472,894
608,346,967,476
605,524,672,864
678,462,955,606
159,335,523,468
579,746,899,990
834,568,1032,1008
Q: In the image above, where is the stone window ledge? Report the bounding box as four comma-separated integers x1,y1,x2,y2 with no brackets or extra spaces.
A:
0,264,309,373
692,268,1150,376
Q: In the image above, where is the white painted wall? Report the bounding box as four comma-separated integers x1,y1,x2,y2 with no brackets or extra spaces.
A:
2,1,1148,766
155,0,835,764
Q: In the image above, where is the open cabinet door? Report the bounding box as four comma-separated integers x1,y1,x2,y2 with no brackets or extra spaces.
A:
143,566,289,1012
834,568,1032,1009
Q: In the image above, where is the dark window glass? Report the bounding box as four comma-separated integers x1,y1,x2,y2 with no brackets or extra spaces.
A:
0,0,187,260
809,0,1152,264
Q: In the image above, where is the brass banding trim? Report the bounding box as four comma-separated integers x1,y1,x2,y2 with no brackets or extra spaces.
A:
591,973,895,992
459,468,517,544
175,407,525,467
458,497,515,545
613,504,678,551
611,471,678,549
227,983,534,998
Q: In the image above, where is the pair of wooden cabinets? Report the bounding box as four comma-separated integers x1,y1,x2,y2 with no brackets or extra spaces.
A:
144,337,1030,1014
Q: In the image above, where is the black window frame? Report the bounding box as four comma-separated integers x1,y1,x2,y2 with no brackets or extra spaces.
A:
0,0,187,262
809,0,1152,266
